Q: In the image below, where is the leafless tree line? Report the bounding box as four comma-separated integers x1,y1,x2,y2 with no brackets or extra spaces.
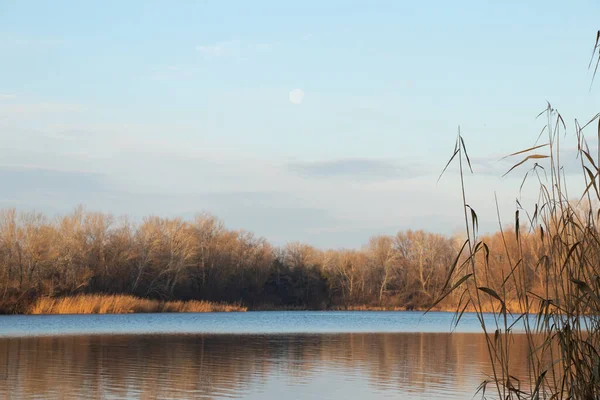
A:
0,207,543,313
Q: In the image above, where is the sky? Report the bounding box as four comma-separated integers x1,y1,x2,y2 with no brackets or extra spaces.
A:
0,0,599,248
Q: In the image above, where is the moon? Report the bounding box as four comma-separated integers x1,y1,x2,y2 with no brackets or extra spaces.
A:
289,89,304,105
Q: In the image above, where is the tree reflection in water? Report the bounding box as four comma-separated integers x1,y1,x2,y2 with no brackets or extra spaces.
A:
0,333,533,400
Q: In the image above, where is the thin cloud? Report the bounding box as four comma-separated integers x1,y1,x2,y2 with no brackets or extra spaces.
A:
196,40,240,59
0,102,86,114
288,158,431,181
195,40,271,60
141,64,200,81
468,155,514,176
255,43,272,51
0,165,108,193
0,94,16,100
468,146,593,178
0,36,63,49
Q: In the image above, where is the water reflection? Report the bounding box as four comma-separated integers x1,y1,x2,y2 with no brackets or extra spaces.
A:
0,333,531,400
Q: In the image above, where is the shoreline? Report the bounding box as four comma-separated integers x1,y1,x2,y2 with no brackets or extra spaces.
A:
1,293,522,315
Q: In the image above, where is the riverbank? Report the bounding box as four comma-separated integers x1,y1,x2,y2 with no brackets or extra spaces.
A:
10,294,523,315
26,298,423,314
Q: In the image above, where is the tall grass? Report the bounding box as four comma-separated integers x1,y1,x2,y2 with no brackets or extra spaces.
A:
29,294,246,314
435,34,600,399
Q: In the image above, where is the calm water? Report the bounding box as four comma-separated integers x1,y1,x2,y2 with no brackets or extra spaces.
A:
0,312,530,399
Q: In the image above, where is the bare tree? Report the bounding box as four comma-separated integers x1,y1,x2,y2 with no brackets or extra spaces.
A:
367,235,397,304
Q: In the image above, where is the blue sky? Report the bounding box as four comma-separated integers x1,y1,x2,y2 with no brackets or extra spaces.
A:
0,1,599,247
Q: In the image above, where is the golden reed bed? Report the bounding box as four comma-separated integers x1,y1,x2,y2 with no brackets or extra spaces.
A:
29,294,246,314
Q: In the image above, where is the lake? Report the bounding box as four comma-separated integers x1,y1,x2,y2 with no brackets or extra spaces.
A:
0,311,529,399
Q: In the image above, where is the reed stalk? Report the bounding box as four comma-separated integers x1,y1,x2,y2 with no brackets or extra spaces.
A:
433,31,600,399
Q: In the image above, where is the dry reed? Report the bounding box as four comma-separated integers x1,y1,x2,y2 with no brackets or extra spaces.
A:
433,35,600,398
29,294,246,314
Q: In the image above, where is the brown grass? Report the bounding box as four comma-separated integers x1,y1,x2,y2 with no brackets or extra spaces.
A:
29,294,246,314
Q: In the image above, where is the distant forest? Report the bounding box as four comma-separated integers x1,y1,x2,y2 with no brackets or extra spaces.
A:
0,207,541,313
